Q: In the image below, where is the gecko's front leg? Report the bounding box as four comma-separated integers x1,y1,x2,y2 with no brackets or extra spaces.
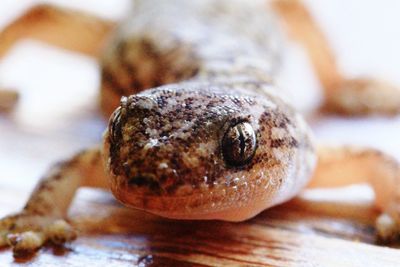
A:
0,147,107,256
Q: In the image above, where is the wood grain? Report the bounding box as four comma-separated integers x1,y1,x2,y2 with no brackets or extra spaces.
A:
1,185,400,266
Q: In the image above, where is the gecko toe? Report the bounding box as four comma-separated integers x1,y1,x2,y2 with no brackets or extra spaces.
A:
45,219,77,245
7,231,45,256
376,213,400,243
0,213,77,256
0,231,9,247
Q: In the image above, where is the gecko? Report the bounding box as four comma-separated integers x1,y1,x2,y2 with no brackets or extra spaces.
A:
1,0,400,257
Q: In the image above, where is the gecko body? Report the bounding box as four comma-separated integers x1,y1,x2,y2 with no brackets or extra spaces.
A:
99,0,316,220
1,0,400,256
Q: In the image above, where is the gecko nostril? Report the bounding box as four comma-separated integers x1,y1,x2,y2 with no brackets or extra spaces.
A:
127,95,158,111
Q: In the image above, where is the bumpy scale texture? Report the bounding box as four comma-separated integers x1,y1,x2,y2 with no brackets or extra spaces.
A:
97,0,315,220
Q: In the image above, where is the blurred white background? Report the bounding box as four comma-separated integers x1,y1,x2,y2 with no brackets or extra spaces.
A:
0,0,399,191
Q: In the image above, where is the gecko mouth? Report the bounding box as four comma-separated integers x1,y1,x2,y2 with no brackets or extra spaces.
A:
127,175,162,193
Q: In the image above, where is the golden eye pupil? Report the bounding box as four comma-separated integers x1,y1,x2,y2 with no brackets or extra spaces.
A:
222,122,256,166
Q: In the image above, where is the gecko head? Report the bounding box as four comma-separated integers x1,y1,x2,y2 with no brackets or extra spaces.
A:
103,82,315,221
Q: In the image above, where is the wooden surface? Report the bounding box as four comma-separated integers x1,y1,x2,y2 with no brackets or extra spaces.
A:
2,184,400,266
1,1,400,266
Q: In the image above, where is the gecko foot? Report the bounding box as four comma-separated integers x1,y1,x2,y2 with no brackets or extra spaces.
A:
375,189,400,243
0,88,19,112
376,212,400,243
324,78,400,116
0,212,76,256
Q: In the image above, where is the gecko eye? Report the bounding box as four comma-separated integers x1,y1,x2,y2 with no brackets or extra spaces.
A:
222,122,257,167
109,106,122,143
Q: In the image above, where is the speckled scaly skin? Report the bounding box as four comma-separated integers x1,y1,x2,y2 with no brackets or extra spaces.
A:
100,0,283,116
104,80,315,220
100,0,316,220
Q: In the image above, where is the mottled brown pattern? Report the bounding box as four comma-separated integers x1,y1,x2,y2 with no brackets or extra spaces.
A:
104,78,315,218
97,1,317,220
99,0,283,117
